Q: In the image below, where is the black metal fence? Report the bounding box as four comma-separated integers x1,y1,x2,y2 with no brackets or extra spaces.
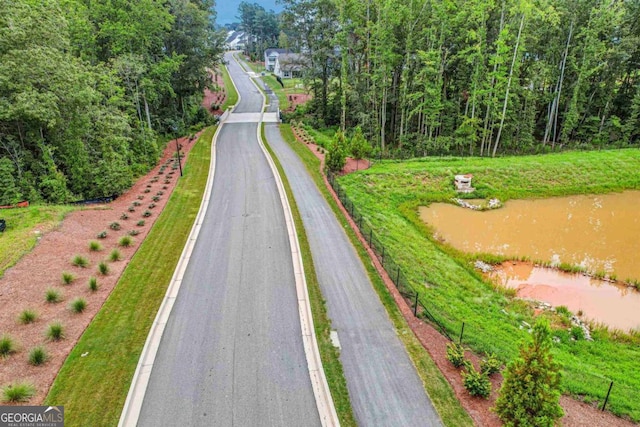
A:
326,170,452,341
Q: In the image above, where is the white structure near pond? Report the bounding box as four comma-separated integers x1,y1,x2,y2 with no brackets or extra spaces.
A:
454,174,474,193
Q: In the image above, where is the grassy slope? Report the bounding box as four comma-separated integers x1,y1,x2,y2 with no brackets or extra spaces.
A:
278,124,473,427
0,205,75,277
338,149,640,422
261,124,357,426
45,126,214,426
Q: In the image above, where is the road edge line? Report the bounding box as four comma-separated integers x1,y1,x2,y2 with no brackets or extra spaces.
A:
117,120,224,427
234,53,339,427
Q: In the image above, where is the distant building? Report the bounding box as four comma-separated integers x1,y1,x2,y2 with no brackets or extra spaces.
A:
225,31,246,50
274,53,308,79
264,48,292,71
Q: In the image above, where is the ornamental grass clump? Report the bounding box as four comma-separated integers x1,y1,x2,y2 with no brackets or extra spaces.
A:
45,288,62,303
46,322,64,341
0,335,16,357
61,271,75,285
18,309,38,324
109,249,122,262
98,261,109,275
72,255,89,268
89,241,102,251
88,277,98,292
28,346,48,366
1,382,35,402
118,236,133,247
70,298,87,314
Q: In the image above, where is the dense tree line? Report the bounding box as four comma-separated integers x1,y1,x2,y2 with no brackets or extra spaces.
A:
0,0,222,204
237,2,279,60
280,0,640,157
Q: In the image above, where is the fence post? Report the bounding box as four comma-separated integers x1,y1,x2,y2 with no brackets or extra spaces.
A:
459,322,465,345
396,267,400,286
358,216,362,229
414,293,419,317
381,246,385,264
601,381,614,411
369,229,373,246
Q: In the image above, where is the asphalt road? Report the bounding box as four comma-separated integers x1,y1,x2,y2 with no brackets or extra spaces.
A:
137,54,321,426
263,100,443,424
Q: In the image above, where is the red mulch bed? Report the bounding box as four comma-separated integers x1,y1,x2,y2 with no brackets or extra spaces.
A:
291,128,636,426
0,132,200,404
202,69,227,116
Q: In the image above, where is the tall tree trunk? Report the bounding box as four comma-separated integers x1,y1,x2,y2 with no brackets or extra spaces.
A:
492,13,525,157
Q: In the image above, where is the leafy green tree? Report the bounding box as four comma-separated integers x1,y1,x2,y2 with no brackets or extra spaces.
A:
325,130,347,173
494,318,563,427
0,158,21,205
349,126,371,160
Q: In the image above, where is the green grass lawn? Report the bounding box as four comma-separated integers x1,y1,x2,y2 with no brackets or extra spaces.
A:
220,63,238,111
45,126,215,426
242,57,308,111
278,124,473,427
337,149,640,422
0,205,75,277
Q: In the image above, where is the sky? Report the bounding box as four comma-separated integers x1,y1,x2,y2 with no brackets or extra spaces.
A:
215,0,283,26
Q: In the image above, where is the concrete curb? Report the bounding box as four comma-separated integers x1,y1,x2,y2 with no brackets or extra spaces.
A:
235,54,340,427
117,66,232,427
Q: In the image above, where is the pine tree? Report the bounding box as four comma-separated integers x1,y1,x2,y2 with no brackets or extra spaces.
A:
494,318,563,427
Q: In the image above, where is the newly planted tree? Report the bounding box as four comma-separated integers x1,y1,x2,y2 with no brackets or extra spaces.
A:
494,318,563,426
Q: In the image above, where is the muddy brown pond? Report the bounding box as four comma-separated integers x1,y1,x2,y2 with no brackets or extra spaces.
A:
419,191,640,331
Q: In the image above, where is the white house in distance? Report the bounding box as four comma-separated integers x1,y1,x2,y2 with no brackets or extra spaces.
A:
274,53,307,79
225,31,246,50
264,48,292,71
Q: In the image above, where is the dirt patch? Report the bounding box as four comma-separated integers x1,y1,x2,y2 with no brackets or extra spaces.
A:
0,132,200,404
309,141,636,426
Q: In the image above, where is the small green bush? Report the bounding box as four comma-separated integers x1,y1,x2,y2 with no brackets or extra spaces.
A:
97,230,107,239
120,213,129,220
45,288,62,303
72,255,89,268
152,196,160,202
446,342,466,368
119,236,133,247
480,353,502,376
61,271,75,285
2,382,35,402
156,191,164,196
70,298,87,314
128,230,140,236
148,203,156,209
128,206,136,212
137,220,145,227
109,249,122,262
133,201,141,207
46,322,64,341
89,241,102,251
0,335,16,357
98,261,109,275
88,277,98,292
144,188,151,193
463,364,492,398
109,222,121,230
570,325,585,341
18,309,38,324
143,210,152,217
28,346,48,366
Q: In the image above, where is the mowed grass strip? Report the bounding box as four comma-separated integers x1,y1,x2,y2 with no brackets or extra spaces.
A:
277,123,473,427
0,205,75,277
261,124,357,426
220,62,238,111
44,126,214,426
337,149,640,422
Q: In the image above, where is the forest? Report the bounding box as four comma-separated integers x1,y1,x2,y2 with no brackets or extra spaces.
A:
272,0,640,157
0,0,222,204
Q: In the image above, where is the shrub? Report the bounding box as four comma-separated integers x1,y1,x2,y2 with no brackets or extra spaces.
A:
88,277,98,292
128,230,140,236
97,230,108,239
133,201,141,207
72,255,89,268
152,196,160,202
98,261,109,275
120,213,129,220
109,249,122,262
164,180,171,184
61,271,75,285
46,322,65,341
138,194,145,199
118,236,133,247
45,288,62,303
156,191,164,196
570,325,585,341
480,353,502,376
128,206,135,213
144,188,151,193
148,203,156,209
89,241,102,251
2,382,35,402
463,364,492,398
18,309,38,324
0,335,16,357
28,346,48,366
109,222,121,230
446,342,466,368
143,210,152,217
70,298,87,314
137,220,145,227
162,186,168,190
494,319,563,426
